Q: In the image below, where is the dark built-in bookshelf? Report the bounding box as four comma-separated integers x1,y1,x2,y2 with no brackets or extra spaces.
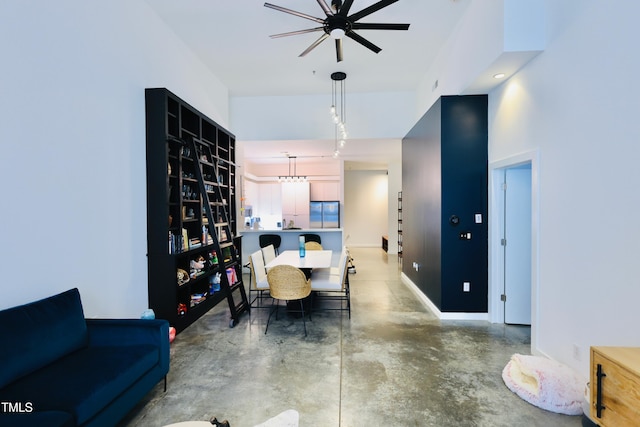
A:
145,88,248,333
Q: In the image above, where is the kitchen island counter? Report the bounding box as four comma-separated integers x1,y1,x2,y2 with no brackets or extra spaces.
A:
240,228,343,263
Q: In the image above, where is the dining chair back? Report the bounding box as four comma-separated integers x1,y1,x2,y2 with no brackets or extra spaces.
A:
261,244,277,266
259,234,282,255
265,265,312,336
304,241,323,251
248,250,270,308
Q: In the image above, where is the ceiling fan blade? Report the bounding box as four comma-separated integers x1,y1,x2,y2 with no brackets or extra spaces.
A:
316,0,334,16
338,0,355,16
349,0,399,22
269,27,324,38
351,22,410,31
264,3,325,24
335,38,343,62
346,30,382,53
299,33,330,57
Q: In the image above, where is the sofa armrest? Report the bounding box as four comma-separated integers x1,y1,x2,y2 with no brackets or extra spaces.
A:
86,319,170,372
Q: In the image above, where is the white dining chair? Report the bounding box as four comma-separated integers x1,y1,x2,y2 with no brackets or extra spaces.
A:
261,244,277,266
249,250,270,309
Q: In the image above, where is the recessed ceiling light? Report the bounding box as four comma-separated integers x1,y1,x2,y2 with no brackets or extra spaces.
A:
493,73,506,79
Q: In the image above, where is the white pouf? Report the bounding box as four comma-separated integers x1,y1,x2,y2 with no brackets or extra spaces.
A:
502,353,584,415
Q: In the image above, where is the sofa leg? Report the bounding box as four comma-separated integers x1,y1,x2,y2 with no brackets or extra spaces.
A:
164,375,167,392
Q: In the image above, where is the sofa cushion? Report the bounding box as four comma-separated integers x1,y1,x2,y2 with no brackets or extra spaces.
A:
0,344,159,425
0,411,74,427
0,288,88,389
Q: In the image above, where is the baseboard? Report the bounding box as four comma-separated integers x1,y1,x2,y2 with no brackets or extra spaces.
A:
400,272,488,321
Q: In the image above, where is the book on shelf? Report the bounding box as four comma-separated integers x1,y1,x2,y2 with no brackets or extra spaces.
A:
226,267,237,286
182,229,189,251
189,237,202,249
190,292,208,307
169,232,185,254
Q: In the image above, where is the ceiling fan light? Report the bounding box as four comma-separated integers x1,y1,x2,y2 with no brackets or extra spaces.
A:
339,139,346,148
333,149,340,158
330,28,345,39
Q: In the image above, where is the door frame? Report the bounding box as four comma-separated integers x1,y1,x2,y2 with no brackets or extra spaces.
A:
488,151,540,348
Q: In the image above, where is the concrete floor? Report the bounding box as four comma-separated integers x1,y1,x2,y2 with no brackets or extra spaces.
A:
120,248,586,427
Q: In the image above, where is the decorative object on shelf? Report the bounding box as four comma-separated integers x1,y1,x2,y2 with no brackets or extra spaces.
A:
277,155,307,182
177,268,190,286
177,303,187,316
330,71,347,158
210,272,221,293
190,257,205,278
264,0,410,62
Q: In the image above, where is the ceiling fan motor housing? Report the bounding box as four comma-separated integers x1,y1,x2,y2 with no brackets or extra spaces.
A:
325,15,351,37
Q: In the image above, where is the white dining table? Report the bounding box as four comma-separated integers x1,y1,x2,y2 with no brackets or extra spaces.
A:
265,250,332,269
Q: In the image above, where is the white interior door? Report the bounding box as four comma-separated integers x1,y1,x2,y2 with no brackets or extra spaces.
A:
503,165,532,325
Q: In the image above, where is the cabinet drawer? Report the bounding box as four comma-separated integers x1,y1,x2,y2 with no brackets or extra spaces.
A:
590,347,640,427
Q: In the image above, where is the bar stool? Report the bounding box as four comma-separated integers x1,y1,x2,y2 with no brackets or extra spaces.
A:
299,233,321,244
259,234,282,255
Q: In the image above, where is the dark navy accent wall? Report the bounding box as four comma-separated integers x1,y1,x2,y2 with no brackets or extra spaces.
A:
402,95,488,313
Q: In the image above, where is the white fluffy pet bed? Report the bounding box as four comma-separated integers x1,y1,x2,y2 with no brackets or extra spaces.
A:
502,353,584,415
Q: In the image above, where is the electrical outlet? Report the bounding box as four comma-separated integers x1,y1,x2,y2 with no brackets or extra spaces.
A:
463,282,470,292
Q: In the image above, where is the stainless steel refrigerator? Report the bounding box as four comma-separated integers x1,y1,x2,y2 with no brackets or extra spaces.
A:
309,201,340,228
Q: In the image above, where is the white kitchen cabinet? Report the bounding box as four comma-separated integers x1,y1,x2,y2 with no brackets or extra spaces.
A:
257,183,282,216
281,182,309,228
310,181,340,201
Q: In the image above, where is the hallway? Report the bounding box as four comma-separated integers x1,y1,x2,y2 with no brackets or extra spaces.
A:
121,248,584,426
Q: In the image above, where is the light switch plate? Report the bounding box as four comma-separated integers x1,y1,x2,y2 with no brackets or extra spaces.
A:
463,282,471,292
475,213,482,224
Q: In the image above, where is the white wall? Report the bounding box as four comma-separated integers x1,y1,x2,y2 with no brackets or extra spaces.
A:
488,0,640,374
231,91,416,141
0,0,230,317
344,170,389,248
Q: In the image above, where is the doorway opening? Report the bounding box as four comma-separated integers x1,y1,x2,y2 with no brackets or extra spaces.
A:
489,152,539,348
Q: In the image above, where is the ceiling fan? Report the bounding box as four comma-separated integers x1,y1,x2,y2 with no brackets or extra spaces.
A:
264,0,410,62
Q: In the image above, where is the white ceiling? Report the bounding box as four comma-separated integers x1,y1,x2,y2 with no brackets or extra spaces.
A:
145,0,473,166
145,0,471,97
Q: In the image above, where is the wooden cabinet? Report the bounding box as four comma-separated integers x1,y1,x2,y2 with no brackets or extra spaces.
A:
590,346,640,426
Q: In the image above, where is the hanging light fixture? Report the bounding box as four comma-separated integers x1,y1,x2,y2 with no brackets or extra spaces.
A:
278,155,307,183
330,72,347,157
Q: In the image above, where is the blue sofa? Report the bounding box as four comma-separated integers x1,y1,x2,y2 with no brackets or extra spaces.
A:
0,288,169,427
